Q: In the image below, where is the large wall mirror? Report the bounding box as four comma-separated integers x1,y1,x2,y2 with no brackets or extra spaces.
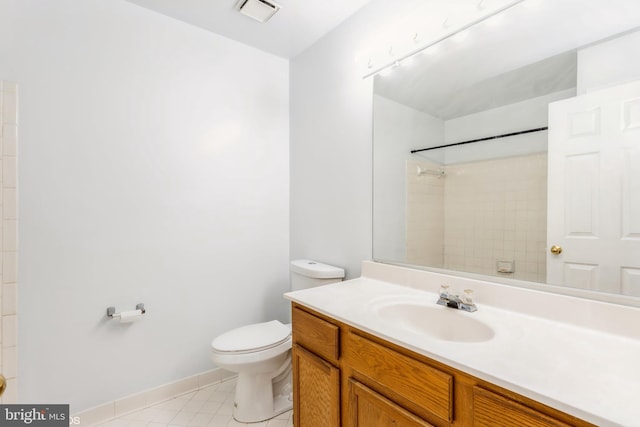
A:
373,0,640,305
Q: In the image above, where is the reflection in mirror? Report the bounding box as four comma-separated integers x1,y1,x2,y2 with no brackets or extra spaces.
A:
372,0,640,303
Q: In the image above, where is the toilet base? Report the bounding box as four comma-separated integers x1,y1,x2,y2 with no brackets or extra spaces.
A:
271,393,294,419
232,358,293,423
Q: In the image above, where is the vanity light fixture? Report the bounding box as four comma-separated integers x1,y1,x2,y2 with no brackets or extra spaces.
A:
363,0,526,79
388,46,395,57
402,55,414,66
452,29,470,43
486,12,505,27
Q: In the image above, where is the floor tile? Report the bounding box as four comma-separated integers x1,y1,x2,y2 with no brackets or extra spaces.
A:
206,414,233,426
98,378,293,427
187,412,214,427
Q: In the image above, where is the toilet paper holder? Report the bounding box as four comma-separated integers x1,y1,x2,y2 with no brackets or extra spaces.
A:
106,303,146,319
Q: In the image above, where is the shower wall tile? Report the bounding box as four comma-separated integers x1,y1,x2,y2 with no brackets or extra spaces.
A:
1,81,17,94
2,284,16,315
3,253,16,283
3,157,16,188
1,92,17,125
1,80,18,403
406,153,547,283
2,315,16,347
2,125,16,156
3,189,17,220
443,153,547,283
2,347,16,378
406,159,445,267
2,220,17,252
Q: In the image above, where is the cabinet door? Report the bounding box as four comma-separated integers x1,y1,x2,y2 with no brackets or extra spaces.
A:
345,331,452,423
293,344,340,427
349,379,434,427
473,387,572,427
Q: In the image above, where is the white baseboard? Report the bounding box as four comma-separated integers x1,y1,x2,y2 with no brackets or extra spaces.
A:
73,368,236,426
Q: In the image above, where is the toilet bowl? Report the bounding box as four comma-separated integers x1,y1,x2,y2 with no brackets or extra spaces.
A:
211,320,293,423
210,260,344,423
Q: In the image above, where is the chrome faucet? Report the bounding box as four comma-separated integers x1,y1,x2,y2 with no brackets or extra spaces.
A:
437,286,477,312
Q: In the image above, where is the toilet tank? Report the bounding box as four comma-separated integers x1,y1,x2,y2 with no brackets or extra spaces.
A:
290,259,345,291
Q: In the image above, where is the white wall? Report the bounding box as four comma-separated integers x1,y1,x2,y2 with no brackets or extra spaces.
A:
290,7,383,279
287,0,582,278
289,0,444,277
578,29,640,94
373,95,444,263
443,90,575,164
0,0,289,412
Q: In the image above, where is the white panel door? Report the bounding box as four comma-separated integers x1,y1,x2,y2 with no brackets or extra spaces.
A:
547,80,640,295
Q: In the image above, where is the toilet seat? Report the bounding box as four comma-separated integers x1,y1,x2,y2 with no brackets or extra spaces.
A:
211,320,291,355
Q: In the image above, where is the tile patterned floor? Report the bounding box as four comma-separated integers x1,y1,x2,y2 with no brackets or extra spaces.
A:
97,378,293,427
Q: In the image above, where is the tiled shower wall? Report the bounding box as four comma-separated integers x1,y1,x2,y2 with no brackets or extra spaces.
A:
407,153,547,283
443,153,547,283
406,159,444,267
0,80,18,403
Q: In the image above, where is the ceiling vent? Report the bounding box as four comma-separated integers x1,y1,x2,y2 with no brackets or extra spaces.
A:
237,0,281,23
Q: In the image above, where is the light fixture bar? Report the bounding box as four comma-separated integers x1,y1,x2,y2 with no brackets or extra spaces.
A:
363,0,526,79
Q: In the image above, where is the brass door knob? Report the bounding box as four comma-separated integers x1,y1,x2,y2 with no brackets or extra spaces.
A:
0,374,6,397
550,245,563,255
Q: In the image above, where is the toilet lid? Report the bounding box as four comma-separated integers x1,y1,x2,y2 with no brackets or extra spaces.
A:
211,320,291,353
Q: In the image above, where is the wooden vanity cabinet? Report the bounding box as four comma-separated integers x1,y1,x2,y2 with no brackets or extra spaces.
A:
291,303,594,427
349,379,433,427
292,344,340,426
292,305,341,427
472,387,573,427
344,330,451,426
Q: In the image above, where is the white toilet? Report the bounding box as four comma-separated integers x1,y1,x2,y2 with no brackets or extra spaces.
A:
210,259,345,423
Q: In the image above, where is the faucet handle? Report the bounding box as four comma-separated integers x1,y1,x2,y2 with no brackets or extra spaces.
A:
460,289,478,312
437,286,478,312
462,289,474,305
439,284,451,298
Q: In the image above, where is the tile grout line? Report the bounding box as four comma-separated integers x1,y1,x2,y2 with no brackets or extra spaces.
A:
96,378,293,427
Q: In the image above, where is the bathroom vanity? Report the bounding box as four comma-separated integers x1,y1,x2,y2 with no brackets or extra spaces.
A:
285,261,640,426
291,303,590,427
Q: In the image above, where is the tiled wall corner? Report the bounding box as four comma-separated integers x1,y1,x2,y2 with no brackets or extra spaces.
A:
406,159,445,267
406,153,547,283
0,80,18,403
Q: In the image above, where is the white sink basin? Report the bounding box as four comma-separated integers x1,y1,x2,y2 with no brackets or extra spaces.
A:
373,301,495,343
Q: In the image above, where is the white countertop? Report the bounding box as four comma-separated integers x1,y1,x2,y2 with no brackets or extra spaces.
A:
284,276,640,427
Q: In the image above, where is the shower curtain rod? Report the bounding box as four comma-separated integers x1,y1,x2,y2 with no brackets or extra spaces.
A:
410,126,548,154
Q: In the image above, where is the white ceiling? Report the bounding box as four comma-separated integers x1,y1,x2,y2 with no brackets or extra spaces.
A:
126,0,374,58
125,0,640,115
374,0,640,120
